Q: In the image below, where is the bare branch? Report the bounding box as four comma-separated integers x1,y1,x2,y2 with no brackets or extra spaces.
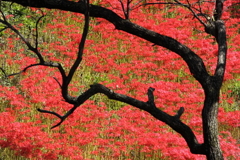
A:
38,103,79,129
147,87,156,107
38,108,63,119
6,63,42,77
0,7,44,62
0,0,210,86
174,107,184,119
214,20,227,80
35,9,45,49
36,0,91,128
140,2,179,8
142,0,218,38
65,0,90,86
53,77,62,88
118,0,127,19
37,108,65,128
126,0,131,19
0,67,7,78
37,81,204,154
214,0,224,20
78,84,207,154
185,0,207,27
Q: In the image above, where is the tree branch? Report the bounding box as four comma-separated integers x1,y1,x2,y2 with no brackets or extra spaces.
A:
214,20,227,82
0,7,45,62
34,9,45,50
2,0,210,86
66,0,89,86
38,104,79,129
38,83,205,154
0,1,90,104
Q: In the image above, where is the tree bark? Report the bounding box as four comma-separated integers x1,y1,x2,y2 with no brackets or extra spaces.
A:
202,77,223,160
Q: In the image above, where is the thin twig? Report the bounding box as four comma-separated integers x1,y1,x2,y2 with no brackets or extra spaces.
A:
37,0,91,128
65,0,90,86
0,10,44,62
0,67,7,78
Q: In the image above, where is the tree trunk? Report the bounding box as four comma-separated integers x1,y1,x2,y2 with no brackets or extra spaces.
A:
202,77,223,160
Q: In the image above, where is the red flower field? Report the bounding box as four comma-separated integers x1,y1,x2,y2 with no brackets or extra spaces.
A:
0,0,239,159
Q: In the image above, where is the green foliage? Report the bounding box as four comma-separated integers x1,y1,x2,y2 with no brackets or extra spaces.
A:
221,77,240,112
229,79,240,101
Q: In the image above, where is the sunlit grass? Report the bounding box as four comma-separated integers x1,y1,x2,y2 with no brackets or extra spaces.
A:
0,147,27,160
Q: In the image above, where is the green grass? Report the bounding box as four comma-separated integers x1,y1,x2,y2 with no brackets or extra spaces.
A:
0,147,27,160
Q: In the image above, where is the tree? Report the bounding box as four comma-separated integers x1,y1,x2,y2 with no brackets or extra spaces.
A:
0,0,235,159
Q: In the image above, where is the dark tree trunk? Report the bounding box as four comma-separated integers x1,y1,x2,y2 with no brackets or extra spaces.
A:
202,77,223,160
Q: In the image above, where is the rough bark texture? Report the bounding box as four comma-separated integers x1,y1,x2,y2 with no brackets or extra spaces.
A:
1,0,227,159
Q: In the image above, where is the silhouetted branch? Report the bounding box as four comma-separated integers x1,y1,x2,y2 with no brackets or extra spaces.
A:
2,0,210,86
147,87,156,107
0,7,44,62
38,103,79,128
6,63,42,77
174,107,184,119
0,0,208,154
37,108,65,129
41,83,205,154
35,9,45,49
185,0,207,27
66,0,89,86
53,77,62,88
37,0,91,128
118,0,127,19
36,81,205,153
140,2,179,7
0,67,7,78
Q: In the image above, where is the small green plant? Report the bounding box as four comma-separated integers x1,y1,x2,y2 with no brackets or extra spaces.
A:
229,79,240,101
221,77,240,112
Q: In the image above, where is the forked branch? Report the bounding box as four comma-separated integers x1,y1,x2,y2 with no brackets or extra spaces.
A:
38,83,205,154
37,0,91,129
38,104,79,129
1,0,211,86
0,1,90,104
